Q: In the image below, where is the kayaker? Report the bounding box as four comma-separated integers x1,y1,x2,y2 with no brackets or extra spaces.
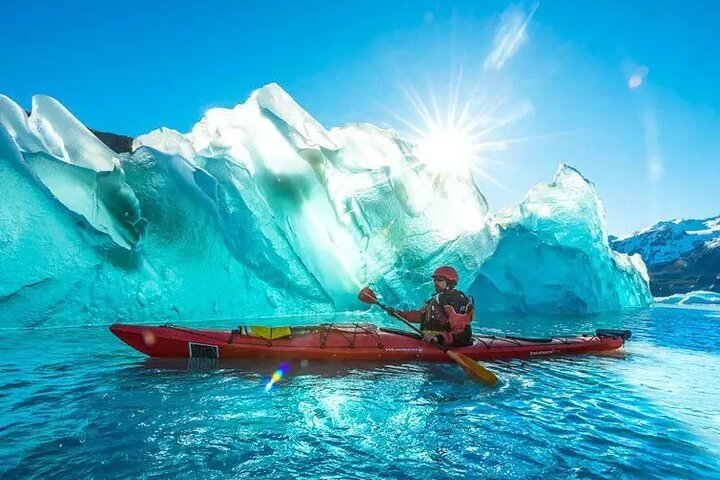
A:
386,266,474,347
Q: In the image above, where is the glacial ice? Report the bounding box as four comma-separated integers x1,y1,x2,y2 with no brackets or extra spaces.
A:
655,291,720,306
28,95,119,171
0,126,102,323
0,95,45,153
470,165,652,313
133,127,196,160
0,95,146,249
0,84,652,327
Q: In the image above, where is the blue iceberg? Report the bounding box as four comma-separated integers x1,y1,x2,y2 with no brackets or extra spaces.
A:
469,165,652,313
0,84,651,327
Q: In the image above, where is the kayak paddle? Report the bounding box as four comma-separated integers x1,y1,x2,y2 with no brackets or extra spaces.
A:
358,287,499,387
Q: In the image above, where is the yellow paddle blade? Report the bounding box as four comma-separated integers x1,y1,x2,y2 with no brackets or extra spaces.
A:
446,350,499,387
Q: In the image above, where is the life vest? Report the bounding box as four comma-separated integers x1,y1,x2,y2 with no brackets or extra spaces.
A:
420,289,474,333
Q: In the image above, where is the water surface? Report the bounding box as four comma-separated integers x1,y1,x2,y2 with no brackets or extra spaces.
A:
1,306,719,479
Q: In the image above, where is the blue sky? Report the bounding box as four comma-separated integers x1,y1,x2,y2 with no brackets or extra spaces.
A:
3,0,719,235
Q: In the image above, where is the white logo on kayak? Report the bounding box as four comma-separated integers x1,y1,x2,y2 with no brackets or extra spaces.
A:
529,349,556,356
385,348,424,352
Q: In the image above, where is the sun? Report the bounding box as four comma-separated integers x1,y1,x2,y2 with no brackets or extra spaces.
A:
414,126,474,172
387,78,533,189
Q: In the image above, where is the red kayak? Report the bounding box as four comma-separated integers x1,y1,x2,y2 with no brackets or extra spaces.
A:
110,323,630,362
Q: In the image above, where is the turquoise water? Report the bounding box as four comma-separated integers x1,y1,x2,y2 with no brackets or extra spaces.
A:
2,306,719,479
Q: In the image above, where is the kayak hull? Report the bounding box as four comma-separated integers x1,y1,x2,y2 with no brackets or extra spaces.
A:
110,323,627,362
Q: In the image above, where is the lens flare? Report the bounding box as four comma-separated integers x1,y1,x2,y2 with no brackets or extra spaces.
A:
265,362,290,391
141,329,156,346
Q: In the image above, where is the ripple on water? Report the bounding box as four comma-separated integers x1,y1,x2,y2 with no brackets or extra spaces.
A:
1,307,720,479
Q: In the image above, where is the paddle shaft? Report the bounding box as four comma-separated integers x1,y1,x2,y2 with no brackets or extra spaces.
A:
375,301,450,353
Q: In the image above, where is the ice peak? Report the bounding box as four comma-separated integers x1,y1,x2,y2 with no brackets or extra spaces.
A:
249,82,309,119
0,94,45,153
555,163,594,187
252,82,291,99
249,83,335,150
30,94,118,172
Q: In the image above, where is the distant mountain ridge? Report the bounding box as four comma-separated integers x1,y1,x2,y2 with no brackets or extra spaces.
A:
611,216,720,296
90,129,132,153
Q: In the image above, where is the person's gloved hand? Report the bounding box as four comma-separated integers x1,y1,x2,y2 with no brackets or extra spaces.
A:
422,331,439,343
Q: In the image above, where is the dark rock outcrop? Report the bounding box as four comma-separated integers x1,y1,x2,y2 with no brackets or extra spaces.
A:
90,129,133,153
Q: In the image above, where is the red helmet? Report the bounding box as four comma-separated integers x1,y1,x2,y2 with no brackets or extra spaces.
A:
432,266,459,285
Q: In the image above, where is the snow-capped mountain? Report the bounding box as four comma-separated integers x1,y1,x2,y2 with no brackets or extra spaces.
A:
611,216,720,295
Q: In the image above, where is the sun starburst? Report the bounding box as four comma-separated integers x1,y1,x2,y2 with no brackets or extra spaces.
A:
388,75,534,191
